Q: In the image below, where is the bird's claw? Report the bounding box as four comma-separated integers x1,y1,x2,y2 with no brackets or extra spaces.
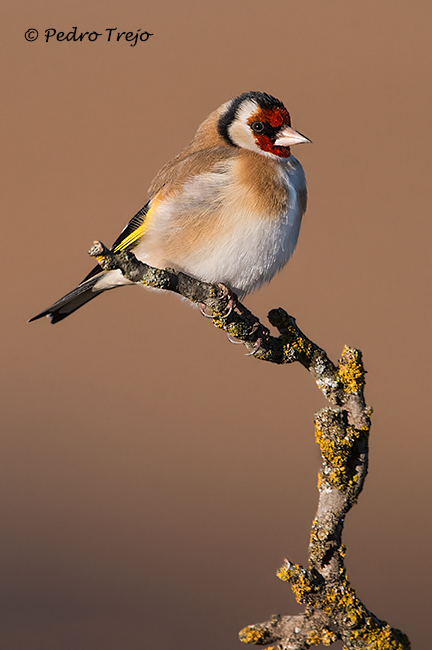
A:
199,282,269,355
216,283,238,318
227,318,270,354
199,304,214,318
245,321,270,356
199,284,238,319
227,333,243,345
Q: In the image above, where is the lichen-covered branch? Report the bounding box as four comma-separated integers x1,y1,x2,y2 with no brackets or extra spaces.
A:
89,242,410,650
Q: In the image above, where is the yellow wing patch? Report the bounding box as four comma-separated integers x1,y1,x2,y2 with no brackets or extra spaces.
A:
113,197,161,253
113,221,148,252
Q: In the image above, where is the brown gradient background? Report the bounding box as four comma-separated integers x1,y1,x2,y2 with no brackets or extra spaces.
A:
2,1,431,648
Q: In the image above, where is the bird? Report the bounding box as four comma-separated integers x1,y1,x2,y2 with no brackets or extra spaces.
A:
30,91,310,324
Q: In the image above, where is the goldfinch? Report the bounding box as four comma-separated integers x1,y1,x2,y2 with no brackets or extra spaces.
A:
30,91,310,324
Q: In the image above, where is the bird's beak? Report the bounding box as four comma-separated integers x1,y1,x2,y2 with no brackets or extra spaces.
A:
274,126,312,147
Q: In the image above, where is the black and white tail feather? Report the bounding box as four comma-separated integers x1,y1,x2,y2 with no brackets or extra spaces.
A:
29,201,150,324
29,276,104,324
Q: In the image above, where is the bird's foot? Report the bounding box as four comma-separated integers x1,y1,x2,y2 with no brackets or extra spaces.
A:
199,282,269,355
215,283,239,318
199,284,238,319
226,320,269,354
245,320,270,356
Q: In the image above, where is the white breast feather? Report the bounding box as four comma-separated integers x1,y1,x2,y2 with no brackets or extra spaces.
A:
135,157,306,298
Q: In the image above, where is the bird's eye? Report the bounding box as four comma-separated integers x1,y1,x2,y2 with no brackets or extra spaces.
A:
251,121,265,133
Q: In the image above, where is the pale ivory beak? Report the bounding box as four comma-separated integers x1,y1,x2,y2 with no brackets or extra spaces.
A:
274,126,312,147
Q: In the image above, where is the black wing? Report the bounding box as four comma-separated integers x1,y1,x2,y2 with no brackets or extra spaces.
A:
81,200,151,284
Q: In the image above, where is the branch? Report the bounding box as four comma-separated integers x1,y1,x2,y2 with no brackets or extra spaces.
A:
89,242,410,649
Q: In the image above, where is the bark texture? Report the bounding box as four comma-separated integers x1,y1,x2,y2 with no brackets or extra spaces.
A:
89,243,411,650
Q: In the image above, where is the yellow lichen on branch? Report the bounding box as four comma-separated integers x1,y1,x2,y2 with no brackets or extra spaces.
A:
238,625,269,644
307,628,337,646
338,346,366,394
276,561,319,604
315,413,366,493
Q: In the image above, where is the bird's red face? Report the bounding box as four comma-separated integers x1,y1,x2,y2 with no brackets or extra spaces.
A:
247,106,293,158
218,92,311,159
